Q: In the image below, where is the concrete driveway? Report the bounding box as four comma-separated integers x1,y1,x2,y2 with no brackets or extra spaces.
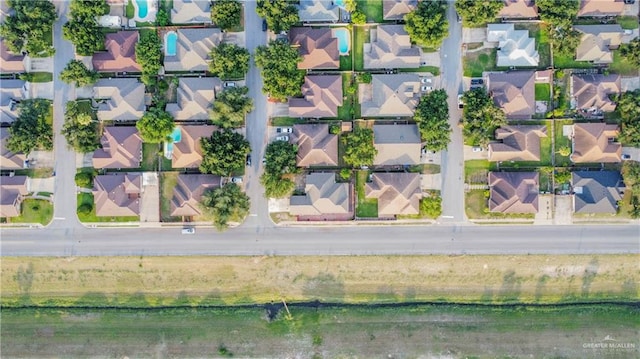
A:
464,145,488,160
554,195,573,225
29,150,55,168
462,28,486,44
140,172,160,223
622,147,640,161
621,77,640,92
421,174,442,191
28,177,55,194
420,51,441,68
534,194,553,225
26,82,54,100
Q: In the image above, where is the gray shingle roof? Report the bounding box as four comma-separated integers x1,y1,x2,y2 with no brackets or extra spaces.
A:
572,171,624,214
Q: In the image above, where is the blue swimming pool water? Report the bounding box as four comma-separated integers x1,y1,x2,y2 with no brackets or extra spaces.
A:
165,31,177,56
165,127,181,157
335,28,350,55
170,127,181,143
136,0,148,18
334,0,345,9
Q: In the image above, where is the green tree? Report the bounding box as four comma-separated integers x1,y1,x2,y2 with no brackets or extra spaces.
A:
550,26,581,58
75,171,93,188
63,0,109,56
155,7,170,26
618,90,640,146
200,130,251,176
343,0,357,12
420,194,442,219
255,39,304,101
62,101,100,153
256,0,299,33
211,0,242,30
263,140,298,175
351,10,366,24
7,99,53,154
135,31,162,84
0,0,57,56
60,60,100,87
199,184,250,231
461,88,506,146
557,146,571,157
454,0,503,27
414,89,451,151
621,160,640,195
69,0,109,17
537,0,579,26
343,127,377,168
209,43,250,79
135,108,175,144
619,38,640,67
211,86,254,128
404,0,448,48
260,172,295,198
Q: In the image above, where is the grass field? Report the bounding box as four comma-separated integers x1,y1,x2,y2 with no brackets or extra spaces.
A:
618,15,639,30
463,48,498,77
2,304,638,358
8,199,53,226
337,72,355,121
160,171,179,222
141,143,159,171
535,83,551,101
610,51,640,76
355,170,377,217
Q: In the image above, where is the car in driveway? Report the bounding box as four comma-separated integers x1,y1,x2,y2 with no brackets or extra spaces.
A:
470,78,484,85
276,127,293,133
246,155,251,166
458,94,464,109
472,146,484,153
275,135,289,141
622,154,631,160
231,176,243,184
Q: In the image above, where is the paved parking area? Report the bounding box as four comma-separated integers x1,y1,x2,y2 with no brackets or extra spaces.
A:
420,51,441,68
421,151,441,165
29,150,55,168
622,147,640,161
268,197,290,213
28,177,55,193
554,195,573,225
463,145,488,160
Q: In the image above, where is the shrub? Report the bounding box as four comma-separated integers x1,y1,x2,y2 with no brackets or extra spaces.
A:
75,172,93,188
78,203,93,215
329,124,341,135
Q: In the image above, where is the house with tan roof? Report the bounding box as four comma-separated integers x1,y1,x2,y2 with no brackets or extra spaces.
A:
171,125,216,168
290,172,353,220
171,0,212,24
487,24,539,67
487,71,535,119
165,77,221,121
383,0,417,20
360,74,421,118
92,126,142,169
364,25,422,69
298,0,340,22
289,27,339,70
289,75,343,118
489,172,539,213
0,175,28,218
575,25,623,63
488,125,547,162
0,79,26,123
572,171,625,214
373,124,421,166
290,123,338,167
170,174,221,217
93,173,141,217
0,39,25,73
571,74,620,114
93,78,145,121
498,0,538,19
92,31,141,73
577,0,624,17
365,172,421,217
571,123,621,163
1,127,26,169
164,28,222,72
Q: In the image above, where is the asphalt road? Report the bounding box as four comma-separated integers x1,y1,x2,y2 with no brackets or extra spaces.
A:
1,224,638,256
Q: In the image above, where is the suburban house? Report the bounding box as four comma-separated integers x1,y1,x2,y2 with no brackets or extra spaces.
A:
488,172,539,213
92,126,142,169
574,25,623,63
572,171,625,214
290,123,339,167
93,78,145,121
289,27,339,70
382,0,417,21
0,79,26,123
298,0,340,22
171,125,216,168
570,123,621,163
288,75,343,118
373,124,421,166
1,127,26,169
365,172,422,217
170,0,212,24
92,173,142,217
163,28,222,72
577,0,624,17
571,74,621,114
170,174,221,217
487,24,539,67
0,175,28,218
92,31,141,73
165,77,221,121
497,0,538,19
488,125,547,162
360,74,421,117
289,172,353,221
487,71,535,119
364,25,422,69
0,40,25,73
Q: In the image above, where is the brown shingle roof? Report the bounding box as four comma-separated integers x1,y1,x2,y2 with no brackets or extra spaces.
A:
360,74,421,117
0,79,26,124
92,126,142,169
93,78,146,121
288,75,343,118
488,125,547,162
373,124,421,166
571,74,620,113
1,127,26,169
0,175,28,218
163,28,222,72
165,77,221,121
364,25,421,69
578,0,624,17
290,123,338,167
382,0,417,20
289,172,350,216
571,123,621,163
365,172,421,217
498,0,538,18
488,172,539,213
172,125,216,168
289,27,339,70
0,39,25,73
92,31,141,72
170,174,220,217
92,173,141,217
575,25,623,63
487,71,535,119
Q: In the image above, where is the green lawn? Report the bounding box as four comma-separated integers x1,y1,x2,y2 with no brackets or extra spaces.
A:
553,53,593,69
399,66,440,76
357,0,383,23
271,117,305,126
535,83,551,101
77,193,139,223
24,72,53,83
160,171,180,222
339,55,352,71
9,199,53,226
554,119,573,167
538,168,552,193
353,26,368,71
539,122,552,166
337,72,355,121
355,170,377,217
463,48,497,77
141,143,160,171
618,16,639,30
465,189,535,220
610,51,640,76
465,160,496,183
516,23,551,69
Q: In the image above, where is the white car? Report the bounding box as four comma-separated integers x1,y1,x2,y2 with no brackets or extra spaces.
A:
224,82,236,88
275,135,289,141
276,127,293,133
472,146,484,153
231,176,243,184
182,227,195,235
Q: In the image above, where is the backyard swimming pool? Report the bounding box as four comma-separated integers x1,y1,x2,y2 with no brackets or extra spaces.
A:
333,28,350,55
165,31,177,56
164,127,182,159
334,0,345,9
135,0,148,18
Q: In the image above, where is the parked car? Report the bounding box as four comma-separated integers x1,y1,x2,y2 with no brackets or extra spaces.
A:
622,154,631,160
472,146,484,153
182,227,195,235
224,82,236,88
262,157,267,165
421,86,433,92
262,19,268,31
275,135,289,141
276,127,293,133
231,176,243,184
246,155,251,166
457,94,464,109
470,78,484,85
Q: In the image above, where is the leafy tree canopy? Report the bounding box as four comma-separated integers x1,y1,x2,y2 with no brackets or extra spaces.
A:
7,99,53,154
420,194,442,219
211,0,242,30
256,0,299,33
135,108,175,144
69,0,109,18
343,127,377,168
0,0,57,56
619,38,640,67
537,0,579,27
264,140,298,176
209,42,250,80
63,0,109,56
211,86,254,128
60,60,100,87
618,90,640,147
404,0,448,48
260,172,295,198
343,0,357,13
414,89,451,151
62,101,100,153
254,39,304,101
454,0,503,27
461,88,506,146
351,10,366,24
135,31,162,84
622,160,640,195
199,129,251,176
200,183,250,231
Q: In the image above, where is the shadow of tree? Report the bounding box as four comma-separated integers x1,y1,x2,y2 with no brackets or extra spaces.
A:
581,258,599,298
499,270,522,302
303,273,345,301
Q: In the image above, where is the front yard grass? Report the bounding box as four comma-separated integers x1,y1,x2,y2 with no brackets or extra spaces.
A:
77,193,139,223
554,119,573,167
357,0,383,23
353,25,369,71
271,117,305,126
617,15,639,30
465,189,535,220
553,53,593,70
535,83,551,101
610,51,639,76
25,72,53,83
339,54,352,71
465,160,496,183
355,170,377,217
463,48,497,77
8,199,53,226
141,143,159,171
399,66,440,76
160,171,179,222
